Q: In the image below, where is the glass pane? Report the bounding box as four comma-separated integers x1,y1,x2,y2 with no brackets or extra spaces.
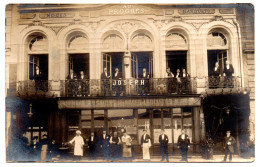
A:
138,109,150,144
29,63,34,80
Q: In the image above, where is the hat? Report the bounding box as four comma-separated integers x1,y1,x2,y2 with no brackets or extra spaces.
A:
76,130,81,134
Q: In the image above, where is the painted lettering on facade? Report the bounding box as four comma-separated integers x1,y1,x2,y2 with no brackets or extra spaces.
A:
178,8,215,14
112,79,145,85
39,13,75,19
108,5,146,15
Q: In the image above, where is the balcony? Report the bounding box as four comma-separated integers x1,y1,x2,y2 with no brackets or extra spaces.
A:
60,78,197,97
12,76,244,98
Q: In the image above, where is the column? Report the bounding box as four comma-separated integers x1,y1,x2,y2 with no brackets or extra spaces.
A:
193,107,201,153
61,111,67,143
91,109,94,132
104,109,108,132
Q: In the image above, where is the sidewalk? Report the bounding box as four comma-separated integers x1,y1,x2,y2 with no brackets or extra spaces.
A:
55,155,254,163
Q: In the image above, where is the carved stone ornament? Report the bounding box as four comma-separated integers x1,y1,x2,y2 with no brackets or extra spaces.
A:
31,20,43,26
46,26,66,34
112,21,145,35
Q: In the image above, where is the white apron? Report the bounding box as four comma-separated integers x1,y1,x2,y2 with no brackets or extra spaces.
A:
142,142,151,160
69,136,84,156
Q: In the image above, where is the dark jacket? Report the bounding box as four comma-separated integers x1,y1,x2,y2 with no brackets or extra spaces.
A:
212,67,221,76
88,136,98,151
67,73,77,80
141,134,151,145
159,134,169,147
223,136,236,153
223,64,234,76
139,73,150,79
177,134,190,148
101,72,110,79
113,72,123,80
100,134,110,148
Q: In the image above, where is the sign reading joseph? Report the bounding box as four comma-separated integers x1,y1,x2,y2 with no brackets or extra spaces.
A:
58,96,201,109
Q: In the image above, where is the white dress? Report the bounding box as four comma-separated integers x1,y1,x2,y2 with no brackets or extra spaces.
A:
69,135,85,156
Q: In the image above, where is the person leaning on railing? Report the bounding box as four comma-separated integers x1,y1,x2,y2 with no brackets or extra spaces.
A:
101,67,111,96
210,62,221,89
138,68,150,95
66,69,78,96
112,68,124,96
166,68,175,94
179,68,190,94
223,60,234,88
78,71,89,96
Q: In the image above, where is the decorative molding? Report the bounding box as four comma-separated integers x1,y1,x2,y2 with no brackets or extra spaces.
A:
111,21,145,36
45,26,66,34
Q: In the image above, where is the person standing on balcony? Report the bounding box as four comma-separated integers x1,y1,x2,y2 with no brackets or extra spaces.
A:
223,130,236,162
175,69,182,94
177,129,190,161
68,130,84,161
66,69,78,96
166,68,175,94
34,65,42,92
113,68,124,96
78,71,88,96
180,68,190,94
141,129,151,161
223,60,234,88
159,129,169,162
210,62,221,89
101,67,111,96
138,68,150,95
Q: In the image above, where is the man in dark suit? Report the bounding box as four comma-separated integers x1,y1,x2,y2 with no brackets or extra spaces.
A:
78,71,89,96
138,68,150,95
177,130,190,161
88,132,98,160
159,129,169,162
223,131,236,162
112,68,124,96
66,69,78,96
223,60,234,88
29,136,41,161
101,67,111,96
34,65,43,91
100,130,111,161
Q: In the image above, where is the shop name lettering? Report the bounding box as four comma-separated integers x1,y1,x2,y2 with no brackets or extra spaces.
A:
40,13,74,18
112,79,145,85
108,5,145,15
179,8,215,14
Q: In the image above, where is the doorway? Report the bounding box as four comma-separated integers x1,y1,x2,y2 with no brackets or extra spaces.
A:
69,54,89,78
29,54,48,80
166,51,187,75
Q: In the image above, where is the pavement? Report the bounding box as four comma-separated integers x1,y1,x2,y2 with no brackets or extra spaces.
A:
52,155,254,163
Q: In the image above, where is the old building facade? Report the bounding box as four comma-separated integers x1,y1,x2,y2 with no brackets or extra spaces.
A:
5,4,254,158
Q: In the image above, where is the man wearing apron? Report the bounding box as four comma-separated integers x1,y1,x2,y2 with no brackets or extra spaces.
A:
141,129,151,161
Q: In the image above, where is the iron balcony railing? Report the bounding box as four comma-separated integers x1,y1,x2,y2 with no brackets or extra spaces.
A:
206,76,241,89
14,76,242,98
60,77,197,97
17,80,52,96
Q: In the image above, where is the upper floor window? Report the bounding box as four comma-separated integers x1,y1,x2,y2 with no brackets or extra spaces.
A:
165,33,187,50
67,35,89,51
130,33,153,51
29,36,48,52
102,34,124,51
207,32,227,48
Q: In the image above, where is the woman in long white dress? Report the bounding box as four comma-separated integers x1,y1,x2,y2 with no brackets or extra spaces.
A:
121,132,132,160
68,130,84,161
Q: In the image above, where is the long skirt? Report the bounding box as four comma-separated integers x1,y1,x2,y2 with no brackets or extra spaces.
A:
142,143,150,160
41,145,48,161
122,144,132,157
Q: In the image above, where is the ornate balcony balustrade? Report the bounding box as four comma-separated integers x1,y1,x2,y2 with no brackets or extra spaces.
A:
17,80,53,97
60,77,197,97
13,76,243,98
206,76,241,89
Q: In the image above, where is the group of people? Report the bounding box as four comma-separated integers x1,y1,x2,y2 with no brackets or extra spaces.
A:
67,129,191,162
166,67,190,94
210,60,235,88
66,69,89,96
67,130,133,161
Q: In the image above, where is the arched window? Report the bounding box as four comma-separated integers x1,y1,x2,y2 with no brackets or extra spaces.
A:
207,32,227,48
29,36,48,52
130,33,153,51
165,33,187,50
102,34,124,51
67,34,89,50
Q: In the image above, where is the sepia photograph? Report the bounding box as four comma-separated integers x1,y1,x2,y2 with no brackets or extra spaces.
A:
4,2,255,163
